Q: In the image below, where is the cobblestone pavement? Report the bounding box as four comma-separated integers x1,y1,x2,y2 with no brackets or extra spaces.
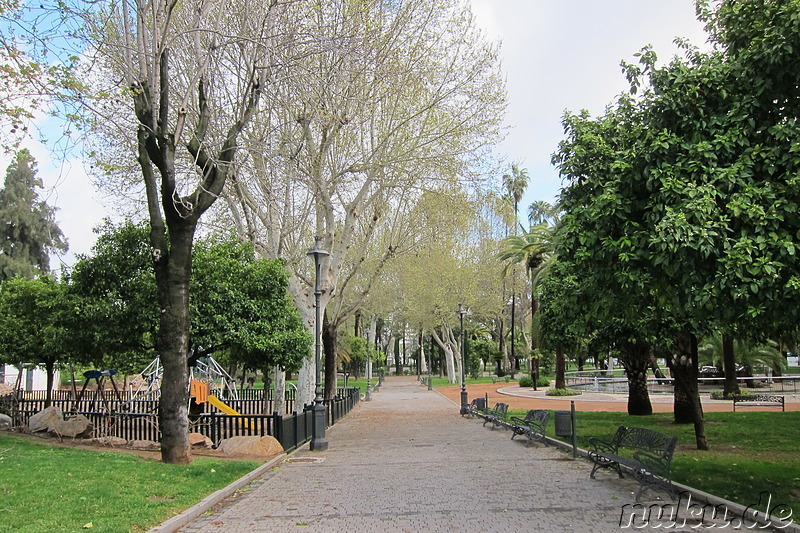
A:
177,377,786,532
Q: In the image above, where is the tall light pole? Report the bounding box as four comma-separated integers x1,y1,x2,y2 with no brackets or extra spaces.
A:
458,303,468,414
307,236,329,451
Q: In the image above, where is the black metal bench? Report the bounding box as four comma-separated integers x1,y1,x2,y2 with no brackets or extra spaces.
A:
478,402,509,429
732,394,785,412
465,397,487,418
509,409,549,446
587,426,678,502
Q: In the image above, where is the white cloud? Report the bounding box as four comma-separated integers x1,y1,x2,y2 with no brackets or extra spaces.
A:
470,0,711,211
0,135,110,271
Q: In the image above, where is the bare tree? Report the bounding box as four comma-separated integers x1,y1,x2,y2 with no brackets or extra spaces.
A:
225,0,506,404
75,0,290,463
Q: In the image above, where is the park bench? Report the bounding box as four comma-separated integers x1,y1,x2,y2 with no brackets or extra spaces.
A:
732,394,785,412
464,397,487,418
481,402,509,429
491,375,511,383
587,426,678,502
509,409,549,446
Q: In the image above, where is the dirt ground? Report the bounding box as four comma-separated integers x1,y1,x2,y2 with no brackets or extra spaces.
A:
435,382,799,413
0,430,274,462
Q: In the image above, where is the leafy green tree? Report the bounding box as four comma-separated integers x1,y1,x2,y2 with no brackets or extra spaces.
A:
67,220,158,375
191,238,311,380
0,150,67,280
69,221,310,385
0,276,77,405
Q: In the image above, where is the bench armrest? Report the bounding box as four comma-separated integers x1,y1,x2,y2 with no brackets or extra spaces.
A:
588,436,618,455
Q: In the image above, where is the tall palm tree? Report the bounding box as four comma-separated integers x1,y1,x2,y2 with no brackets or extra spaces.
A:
498,222,554,388
502,164,529,372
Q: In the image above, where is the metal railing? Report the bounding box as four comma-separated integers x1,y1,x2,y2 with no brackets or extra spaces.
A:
566,371,800,395
10,387,361,453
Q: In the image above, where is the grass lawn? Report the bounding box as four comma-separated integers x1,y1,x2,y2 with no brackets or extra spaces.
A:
0,432,260,533
515,409,800,510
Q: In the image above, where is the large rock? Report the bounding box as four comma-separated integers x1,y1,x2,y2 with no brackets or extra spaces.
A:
129,440,160,450
0,413,11,428
50,414,93,438
218,435,284,457
91,436,127,447
188,432,212,448
28,406,63,433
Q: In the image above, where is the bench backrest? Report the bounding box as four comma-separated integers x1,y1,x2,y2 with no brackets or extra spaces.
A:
524,409,549,425
470,398,487,411
492,403,509,419
615,426,677,458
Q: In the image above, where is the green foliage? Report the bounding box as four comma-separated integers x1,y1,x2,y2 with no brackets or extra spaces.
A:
67,220,157,372
518,375,533,387
468,337,493,379
0,150,67,280
698,335,786,376
0,276,78,372
545,387,580,396
0,432,258,533
191,237,311,375
68,221,310,375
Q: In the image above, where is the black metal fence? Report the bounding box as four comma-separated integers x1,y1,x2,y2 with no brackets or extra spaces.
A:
11,387,360,453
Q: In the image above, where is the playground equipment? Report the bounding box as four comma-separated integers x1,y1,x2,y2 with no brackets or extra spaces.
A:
128,355,239,403
190,378,252,429
72,369,124,412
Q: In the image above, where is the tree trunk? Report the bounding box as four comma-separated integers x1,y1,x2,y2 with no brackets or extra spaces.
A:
273,365,286,415
670,330,708,450
322,312,337,401
155,223,195,465
621,341,652,416
722,332,739,397
44,360,55,408
555,344,566,389
510,292,517,371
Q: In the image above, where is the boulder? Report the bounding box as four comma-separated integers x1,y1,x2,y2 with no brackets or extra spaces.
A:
218,435,283,457
0,413,11,428
188,432,212,448
129,439,160,450
50,414,93,438
28,406,63,433
91,436,127,447
0,383,13,397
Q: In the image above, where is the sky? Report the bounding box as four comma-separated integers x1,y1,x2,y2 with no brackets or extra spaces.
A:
2,0,711,268
470,0,710,215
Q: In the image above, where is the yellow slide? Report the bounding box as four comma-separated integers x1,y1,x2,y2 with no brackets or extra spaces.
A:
207,395,252,429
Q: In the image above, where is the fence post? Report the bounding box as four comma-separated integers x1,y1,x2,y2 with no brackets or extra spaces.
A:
209,411,216,448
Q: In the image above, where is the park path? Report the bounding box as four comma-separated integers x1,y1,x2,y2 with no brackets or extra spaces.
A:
176,376,778,532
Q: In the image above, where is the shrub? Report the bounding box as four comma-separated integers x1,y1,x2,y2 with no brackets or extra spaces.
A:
546,387,581,397
710,390,754,400
518,375,533,387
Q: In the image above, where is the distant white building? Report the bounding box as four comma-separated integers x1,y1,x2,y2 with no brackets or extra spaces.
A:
1,364,59,391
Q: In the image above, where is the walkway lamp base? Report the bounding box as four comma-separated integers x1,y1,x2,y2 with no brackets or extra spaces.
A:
310,401,328,451
460,389,469,415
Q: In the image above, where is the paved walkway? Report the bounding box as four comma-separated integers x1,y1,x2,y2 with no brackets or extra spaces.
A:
176,377,789,532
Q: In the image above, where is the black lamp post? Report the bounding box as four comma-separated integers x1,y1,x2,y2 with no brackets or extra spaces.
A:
307,236,329,451
458,303,468,414
427,335,433,391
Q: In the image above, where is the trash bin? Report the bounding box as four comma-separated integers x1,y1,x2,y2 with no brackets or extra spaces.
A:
554,410,572,437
